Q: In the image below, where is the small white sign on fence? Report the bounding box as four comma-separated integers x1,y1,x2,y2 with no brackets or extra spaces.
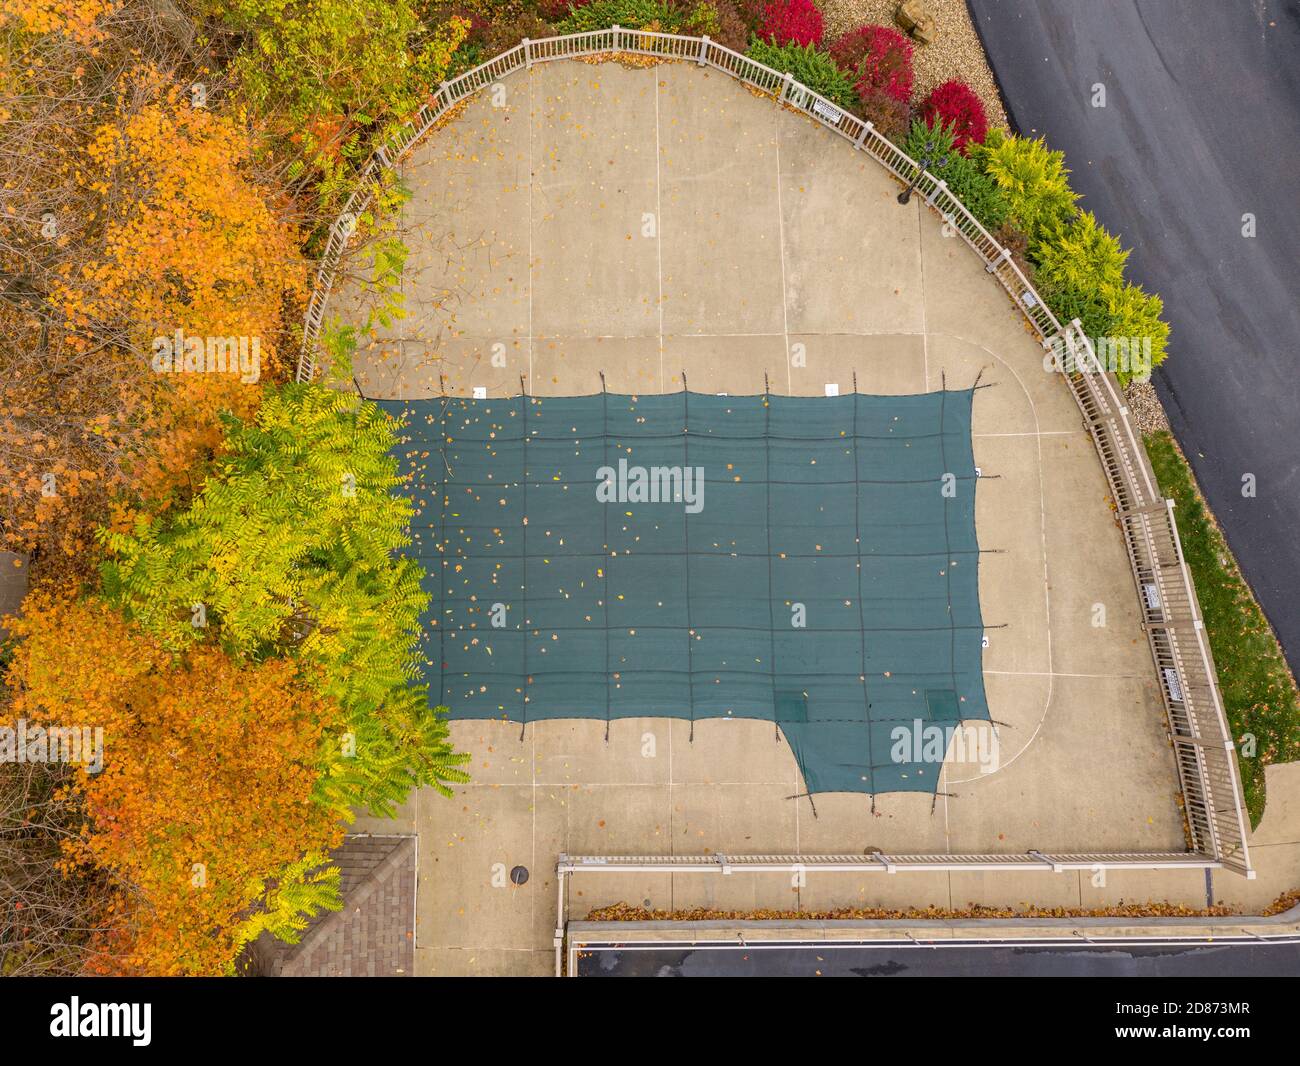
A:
812,98,843,125
1163,667,1184,703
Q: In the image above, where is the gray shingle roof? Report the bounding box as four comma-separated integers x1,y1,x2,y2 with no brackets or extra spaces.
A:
248,834,416,977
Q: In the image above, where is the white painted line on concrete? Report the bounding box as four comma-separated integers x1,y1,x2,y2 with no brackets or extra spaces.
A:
984,670,1149,679
772,107,792,394
527,69,535,393
915,204,929,392
975,430,1080,438
946,339,1055,788
914,177,941,845
653,71,665,392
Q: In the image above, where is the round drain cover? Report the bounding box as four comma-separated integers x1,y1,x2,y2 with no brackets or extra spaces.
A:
510,865,529,886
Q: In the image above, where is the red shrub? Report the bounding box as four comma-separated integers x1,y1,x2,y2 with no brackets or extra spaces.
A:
438,4,492,42
828,24,914,104
758,0,824,47
860,93,909,141
920,79,989,153
535,0,589,20
733,0,767,30
709,0,753,51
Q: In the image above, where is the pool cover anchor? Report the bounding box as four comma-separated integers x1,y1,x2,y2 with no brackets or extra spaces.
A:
786,790,819,819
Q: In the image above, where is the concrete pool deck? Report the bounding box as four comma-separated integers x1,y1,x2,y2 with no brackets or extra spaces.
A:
332,59,1280,976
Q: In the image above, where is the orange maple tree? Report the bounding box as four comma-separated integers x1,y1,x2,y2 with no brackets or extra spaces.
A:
2,29,306,560
5,0,118,44
4,593,346,975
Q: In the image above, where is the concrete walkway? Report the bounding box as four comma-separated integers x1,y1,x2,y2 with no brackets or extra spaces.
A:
333,59,1284,976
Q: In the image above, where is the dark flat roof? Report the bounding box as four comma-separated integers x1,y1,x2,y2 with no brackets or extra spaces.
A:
572,936,1300,976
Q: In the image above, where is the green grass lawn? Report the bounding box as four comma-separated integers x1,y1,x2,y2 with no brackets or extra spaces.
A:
1144,431,1300,828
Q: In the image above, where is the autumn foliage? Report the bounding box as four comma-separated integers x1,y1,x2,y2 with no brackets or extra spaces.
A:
757,0,824,47
60,89,304,355
221,0,469,204
920,79,989,154
100,383,470,816
828,24,914,104
4,595,347,975
2,0,474,975
536,0,586,19
6,0,117,44
0,0,483,972
2,18,306,562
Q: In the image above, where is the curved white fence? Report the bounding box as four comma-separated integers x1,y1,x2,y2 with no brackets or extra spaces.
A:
298,28,1252,876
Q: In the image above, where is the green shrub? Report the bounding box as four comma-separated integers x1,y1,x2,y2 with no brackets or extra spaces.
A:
1099,281,1169,382
447,38,486,76
970,128,1078,244
745,38,858,112
1032,210,1127,337
557,0,684,31
218,0,468,203
1033,210,1127,288
903,119,1010,233
682,0,721,36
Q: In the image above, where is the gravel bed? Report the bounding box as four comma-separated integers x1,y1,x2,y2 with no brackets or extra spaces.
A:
1125,380,1170,434
821,0,1009,129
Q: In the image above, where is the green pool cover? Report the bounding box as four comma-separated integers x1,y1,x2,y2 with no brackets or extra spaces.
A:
381,389,989,795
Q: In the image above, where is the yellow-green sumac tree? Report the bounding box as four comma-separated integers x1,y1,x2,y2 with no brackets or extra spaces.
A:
99,383,468,816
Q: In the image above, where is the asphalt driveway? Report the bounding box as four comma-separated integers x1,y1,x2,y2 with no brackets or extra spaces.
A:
968,0,1300,674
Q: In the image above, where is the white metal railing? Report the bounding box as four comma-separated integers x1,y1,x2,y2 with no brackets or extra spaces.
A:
552,851,1221,974
559,852,1217,873
299,30,1253,877
1062,325,1252,876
